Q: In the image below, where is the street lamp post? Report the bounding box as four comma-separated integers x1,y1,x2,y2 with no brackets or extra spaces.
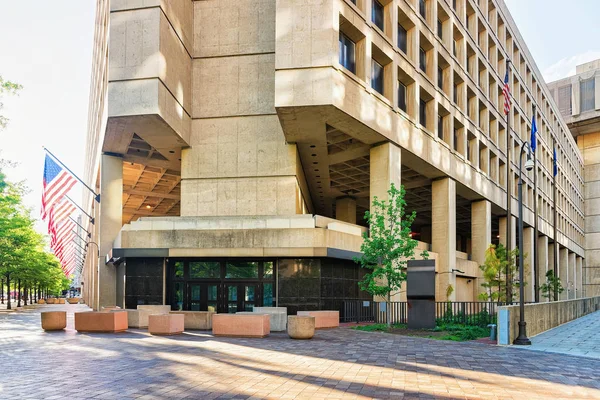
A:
514,140,534,346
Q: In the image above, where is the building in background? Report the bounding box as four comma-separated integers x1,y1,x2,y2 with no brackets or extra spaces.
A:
548,59,600,297
80,0,585,312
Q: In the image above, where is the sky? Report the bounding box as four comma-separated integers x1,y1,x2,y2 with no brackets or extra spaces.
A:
0,0,598,234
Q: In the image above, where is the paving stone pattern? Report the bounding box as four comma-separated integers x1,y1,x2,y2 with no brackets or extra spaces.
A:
1,305,599,399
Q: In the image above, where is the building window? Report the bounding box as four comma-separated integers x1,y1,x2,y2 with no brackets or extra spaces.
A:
558,84,572,115
372,60,384,95
580,78,595,113
438,115,444,140
339,32,355,73
419,0,426,20
420,100,427,127
437,19,443,39
453,0,457,10
398,82,407,112
438,67,443,90
372,0,384,31
453,128,459,151
419,47,426,73
453,83,458,104
398,24,407,54
453,40,457,57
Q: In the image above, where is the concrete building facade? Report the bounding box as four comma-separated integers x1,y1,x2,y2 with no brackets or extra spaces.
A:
548,59,600,298
81,0,585,312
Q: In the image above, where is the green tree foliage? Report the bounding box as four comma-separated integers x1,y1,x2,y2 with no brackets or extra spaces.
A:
355,183,423,327
540,270,564,301
0,76,22,130
478,243,523,302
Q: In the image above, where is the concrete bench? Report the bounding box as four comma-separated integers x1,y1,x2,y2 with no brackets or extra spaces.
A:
137,305,171,314
169,311,214,330
212,314,270,338
288,316,315,339
41,311,66,331
100,306,121,312
252,307,287,331
297,311,339,329
74,311,128,333
56,299,66,304
37,299,46,304
125,306,171,328
148,314,184,336
46,299,56,304
67,298,80,304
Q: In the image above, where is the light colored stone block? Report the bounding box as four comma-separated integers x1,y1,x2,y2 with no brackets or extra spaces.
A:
169,311,214,330
212,314,270,338
287,316,315,340
75,311,128,333
148,314,184,335
41,311,67,331
296,311,339,329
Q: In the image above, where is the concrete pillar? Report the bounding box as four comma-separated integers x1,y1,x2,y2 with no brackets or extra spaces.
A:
98,154,123,309
576,256,583,299
471,200,491,299
559,247,568,301
522,227,535,302
498,216,516,250
432,178,456,301
538,235,549,301
568,252,576,299
335,196,357,224
370,142,401,205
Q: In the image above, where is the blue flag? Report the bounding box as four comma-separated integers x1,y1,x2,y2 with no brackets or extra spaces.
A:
531,114,537,153
553,148,558,177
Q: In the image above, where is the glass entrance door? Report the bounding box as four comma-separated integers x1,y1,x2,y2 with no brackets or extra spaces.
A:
225,283,258,313
187,283,219,312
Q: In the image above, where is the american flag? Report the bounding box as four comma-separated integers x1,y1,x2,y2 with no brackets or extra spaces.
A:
502,69,511,115
47,200,76,236
41,154,76,220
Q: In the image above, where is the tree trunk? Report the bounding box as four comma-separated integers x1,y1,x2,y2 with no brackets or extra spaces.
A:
0,279,3,304
6,274,11,309
17,279,21,307
387,292,391,329
23,285,28,306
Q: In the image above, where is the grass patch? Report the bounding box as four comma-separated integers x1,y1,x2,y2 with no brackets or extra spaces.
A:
352,323,406,332
351,322,490,341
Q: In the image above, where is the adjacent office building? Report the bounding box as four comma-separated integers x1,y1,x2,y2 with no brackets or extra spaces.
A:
81,0,585,312
548,59,600,297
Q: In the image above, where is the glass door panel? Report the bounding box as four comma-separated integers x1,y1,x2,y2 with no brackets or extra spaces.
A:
190,284,201,311
227,286,238,313
173,282,184,311
244,285,255,311
207,285,218,312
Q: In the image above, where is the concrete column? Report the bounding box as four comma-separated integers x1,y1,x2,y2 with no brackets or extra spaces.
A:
369,142,401,205
522,227,535,302
98,154,123,309
559,247,568,301
432,178,456,301
498,216,516,250
335,196,357,224
537,235,549,301
576,256,583,299
568,252,576,299
471,200,491,299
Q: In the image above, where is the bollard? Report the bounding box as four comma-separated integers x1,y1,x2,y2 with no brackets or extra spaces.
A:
488,324,497,341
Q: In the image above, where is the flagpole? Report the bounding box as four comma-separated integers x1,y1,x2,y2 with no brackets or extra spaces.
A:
533,105,539,302
553,140,558,301
65,195,95,224
69,216,92,238
505,59,513,302
43,147,101,203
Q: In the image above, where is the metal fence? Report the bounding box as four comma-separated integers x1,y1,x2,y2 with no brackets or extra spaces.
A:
342,300,523,326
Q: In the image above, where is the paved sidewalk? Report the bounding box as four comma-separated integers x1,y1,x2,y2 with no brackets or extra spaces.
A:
525,310,600,359
1,305,599,399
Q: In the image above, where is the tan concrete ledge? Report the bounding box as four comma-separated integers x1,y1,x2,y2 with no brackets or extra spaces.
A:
148,314,184,336
212,314,270,338
41,311,66,331
75,311,128,333
169,311,214,330
297,311,339,329
287,316,315,340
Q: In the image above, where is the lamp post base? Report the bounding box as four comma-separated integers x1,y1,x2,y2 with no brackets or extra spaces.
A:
513,321,531,345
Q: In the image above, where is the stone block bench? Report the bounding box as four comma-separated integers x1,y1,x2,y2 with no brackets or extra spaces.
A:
169,311,214,330
148,314,184,336
288,315,315,339
56,298,66,304
126,305,171,328
46,299,56,304
37,299,46,304
67,298,80,304
101,306,121,312
252,307,287,331
297,311,339,329
74,311,128,333
41,311,66,331
212,314,270,338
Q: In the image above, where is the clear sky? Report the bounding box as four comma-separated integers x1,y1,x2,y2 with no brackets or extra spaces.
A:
0,0,598,234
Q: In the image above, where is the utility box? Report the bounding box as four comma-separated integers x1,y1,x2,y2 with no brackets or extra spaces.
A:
407,259,436,329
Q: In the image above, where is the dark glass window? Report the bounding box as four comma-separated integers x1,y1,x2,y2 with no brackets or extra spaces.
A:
453,129,459,151
398,24,407,54
173,261,184,279
419,0,426,19
173,282,184,311
453,40,457,57
420,100,427,127
580,78,595,112
437,19,443,39
419,47,426,72
263,283,274,306
339,32,356,73
372,0,384,31
190,261,221,278
371,60,384,95
438,115,444,140
226,261,259,279
453,83,458,104
398,82,407,112
438,67,443,90
264,261,273,279
453,0,457,11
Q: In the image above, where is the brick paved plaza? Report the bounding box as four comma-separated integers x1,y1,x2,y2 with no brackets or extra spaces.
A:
1,306,600,399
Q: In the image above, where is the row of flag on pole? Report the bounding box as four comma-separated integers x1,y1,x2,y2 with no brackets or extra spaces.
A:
41,150,100,277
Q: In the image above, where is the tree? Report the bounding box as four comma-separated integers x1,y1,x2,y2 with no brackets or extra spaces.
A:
355,183,423,328
478,243,524,302
540,270,564,301
0,76,22,131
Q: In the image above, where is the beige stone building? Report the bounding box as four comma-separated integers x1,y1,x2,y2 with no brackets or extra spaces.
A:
548,59,600,297
80,0,584,313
